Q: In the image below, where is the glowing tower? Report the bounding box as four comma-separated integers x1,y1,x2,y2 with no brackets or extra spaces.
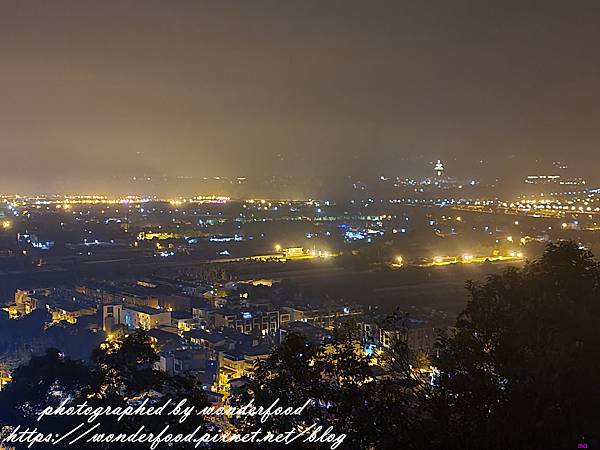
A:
434,159,444,177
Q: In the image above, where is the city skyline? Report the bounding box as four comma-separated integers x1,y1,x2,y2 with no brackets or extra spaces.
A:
2,2,600,449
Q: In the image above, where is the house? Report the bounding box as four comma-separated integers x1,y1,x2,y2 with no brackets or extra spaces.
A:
213,308,285,335
102,303,171,331
171,311,195,332
49,302,96,324
158,348,213,378
278,320,332,345
282,304,362,329
147,327,184,351
216,343,272,395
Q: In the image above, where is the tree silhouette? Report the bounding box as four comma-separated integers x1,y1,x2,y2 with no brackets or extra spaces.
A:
0,331,209,450
232,321,429,449
435,241,600,449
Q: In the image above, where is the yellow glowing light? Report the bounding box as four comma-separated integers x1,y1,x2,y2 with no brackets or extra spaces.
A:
456,216,462,221
274,244,281,252
463,254,473,261
516,252,523,258
434,256,443,263
396,255,404,265
1,221,10,230
507,236,513,243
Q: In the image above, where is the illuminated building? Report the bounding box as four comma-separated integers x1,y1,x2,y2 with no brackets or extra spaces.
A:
282,305,363,329
284,246,304,257
216,344,271,395
0,371,11,392
434,159,444,177
171,311,194,332
102,304,171,331
50,303,96,324
524,174,561,184
12,289,46,315
213,309,288,335
525,174,586,186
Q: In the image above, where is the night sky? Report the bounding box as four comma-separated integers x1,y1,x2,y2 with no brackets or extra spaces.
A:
1,0,600,192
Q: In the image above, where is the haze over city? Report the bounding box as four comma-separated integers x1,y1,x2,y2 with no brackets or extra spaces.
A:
2,0,600,194
2,3,600,449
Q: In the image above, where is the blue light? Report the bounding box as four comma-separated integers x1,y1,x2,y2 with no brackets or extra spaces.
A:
345,230,366,240
363,344,376,356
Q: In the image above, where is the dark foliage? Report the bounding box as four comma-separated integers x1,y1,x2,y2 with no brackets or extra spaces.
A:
435,241,600,449
0,330,209,450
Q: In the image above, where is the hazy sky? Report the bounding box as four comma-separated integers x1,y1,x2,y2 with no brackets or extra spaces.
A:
1,0,600,192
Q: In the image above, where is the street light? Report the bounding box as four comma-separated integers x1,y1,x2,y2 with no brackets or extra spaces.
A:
274,244,281,252
395,255,404,266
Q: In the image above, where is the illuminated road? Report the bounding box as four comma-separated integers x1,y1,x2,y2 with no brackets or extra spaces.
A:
200,252,338,264
420,254,524,267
